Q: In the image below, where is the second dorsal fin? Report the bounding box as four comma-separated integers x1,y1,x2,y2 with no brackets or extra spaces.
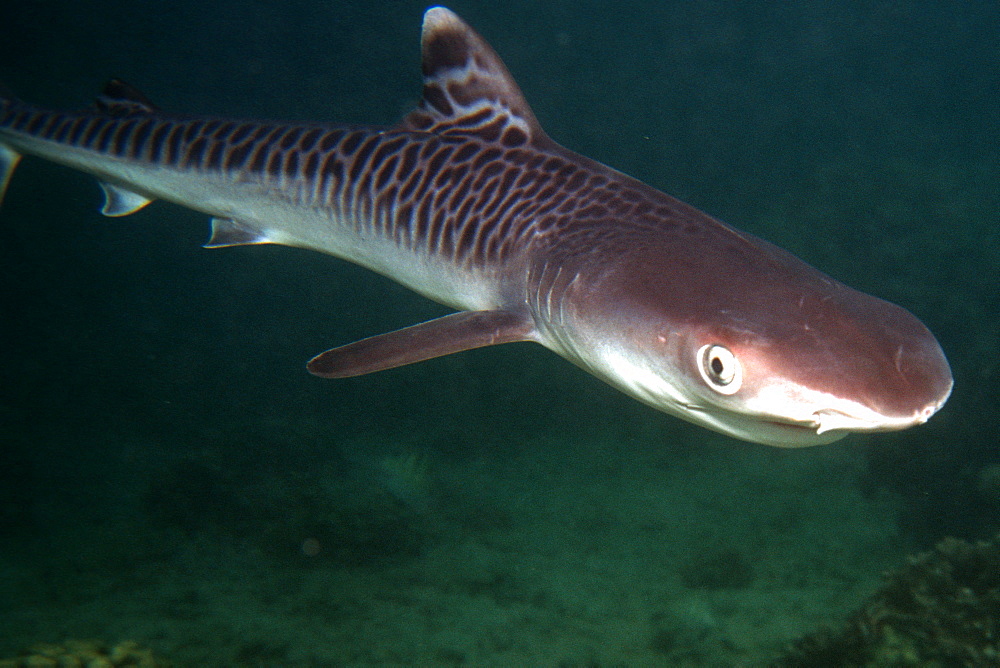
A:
397,6,547,148
94,79,159,117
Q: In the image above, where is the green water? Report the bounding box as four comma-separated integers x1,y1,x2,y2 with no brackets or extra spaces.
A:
1,1,996,664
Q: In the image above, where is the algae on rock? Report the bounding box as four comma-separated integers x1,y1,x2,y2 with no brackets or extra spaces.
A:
776,534,1000,667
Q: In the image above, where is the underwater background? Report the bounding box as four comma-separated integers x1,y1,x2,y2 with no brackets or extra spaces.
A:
1,0,997,665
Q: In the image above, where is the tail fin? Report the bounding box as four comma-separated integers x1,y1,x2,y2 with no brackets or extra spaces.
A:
0,82,22,207
0,144,21,209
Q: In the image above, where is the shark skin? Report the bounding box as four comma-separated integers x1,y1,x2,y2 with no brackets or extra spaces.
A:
0,7,952,446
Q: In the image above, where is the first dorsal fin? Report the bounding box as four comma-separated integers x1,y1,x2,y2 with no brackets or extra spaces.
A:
397,7,548,147
95,79,159,117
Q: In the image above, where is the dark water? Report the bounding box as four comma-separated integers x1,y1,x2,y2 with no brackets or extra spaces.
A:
1,1,997,664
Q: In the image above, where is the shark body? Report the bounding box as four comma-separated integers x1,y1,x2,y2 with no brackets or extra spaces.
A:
0,7,952,446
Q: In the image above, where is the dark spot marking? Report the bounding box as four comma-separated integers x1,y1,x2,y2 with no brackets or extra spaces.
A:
81,118,107,147
298,127,322,152
129,118,154,158
94,121,116,153
564,171,587,192
451,141,478,163
8,110,28,130
375,155,399,191
445,165,471,199
348,135,381,182
543,157,564,173
422,84,453,118
405,110,434,131
182,121,203,143
397,166,424,203
501,126,528,147
283,150,299,176
206,141,225,170
148,122,170,162
24,112,47,134
536,184,558,203
111,118,138,156
453,194,479,242
504,148,531,167
513,168,542,189
472,147,503,172
478,179,499,203
578,203,609,219
425,145,456,179
67,117,89,145
185,136,208,168
455,213,477,258
202,120,222,137
38,113,65,139
424,25,471,71
303,151,320,179
519,179,542,201
324,159,345,204
453,107,492,129
430,208,448,250
318,129,344,152
450,176,473,209
212,122,237,140
265,149,283,176
398,143,421,178
474,161,503,187
319,152,340,179
367,136,408,178
414,192,434,240
433,166,454,189
473,116,504,142
621,188,643,203
340,131,365,156
229,123,253,144
245,124,273,143
279,127,304,150
633,201,653,216
555,197,577,214
246,128,281,173
52,117,74,143
165,125,185,165
224,142,252,170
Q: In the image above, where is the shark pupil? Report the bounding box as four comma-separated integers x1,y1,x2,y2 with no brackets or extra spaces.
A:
711,356,725,376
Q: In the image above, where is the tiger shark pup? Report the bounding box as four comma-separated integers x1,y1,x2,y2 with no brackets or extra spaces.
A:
0,7,952,446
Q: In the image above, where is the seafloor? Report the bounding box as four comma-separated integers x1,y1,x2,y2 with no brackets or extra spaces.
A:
1,429,913,665
1,1,997,665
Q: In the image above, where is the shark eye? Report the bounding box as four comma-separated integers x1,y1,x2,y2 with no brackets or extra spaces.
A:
697,344,742,395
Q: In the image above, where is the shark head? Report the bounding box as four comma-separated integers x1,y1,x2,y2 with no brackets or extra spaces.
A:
545,225,953,447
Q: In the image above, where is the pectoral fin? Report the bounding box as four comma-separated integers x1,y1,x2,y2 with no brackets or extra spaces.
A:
307,310,535,378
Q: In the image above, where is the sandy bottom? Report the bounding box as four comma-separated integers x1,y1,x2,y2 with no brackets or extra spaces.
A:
1,425,902,666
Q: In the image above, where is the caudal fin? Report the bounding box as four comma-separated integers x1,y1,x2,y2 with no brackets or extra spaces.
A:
0,144,22,209
0,83,23,208
0,144,21,204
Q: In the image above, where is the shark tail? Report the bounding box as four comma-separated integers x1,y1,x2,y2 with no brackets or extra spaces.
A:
0,144,22,210
0,79,160,212
0,83,23,208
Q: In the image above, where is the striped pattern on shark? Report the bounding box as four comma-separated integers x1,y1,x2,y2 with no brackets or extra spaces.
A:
0,7,952,446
